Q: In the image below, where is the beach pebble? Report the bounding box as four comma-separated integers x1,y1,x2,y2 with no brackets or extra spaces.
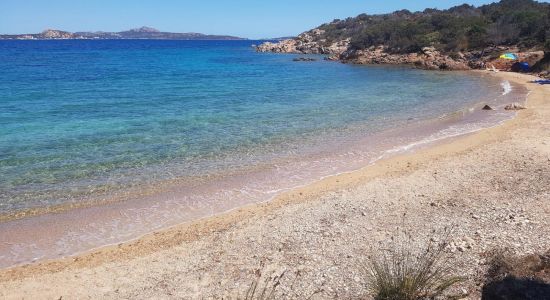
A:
504,103,526,110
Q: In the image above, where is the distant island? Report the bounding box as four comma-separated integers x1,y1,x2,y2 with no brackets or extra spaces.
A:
0,26,246,40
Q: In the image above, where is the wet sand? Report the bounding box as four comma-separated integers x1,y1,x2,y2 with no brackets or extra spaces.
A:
0,71,548,299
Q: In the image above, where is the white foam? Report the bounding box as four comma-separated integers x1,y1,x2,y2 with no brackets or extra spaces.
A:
501,80,512,95
381,120,506,158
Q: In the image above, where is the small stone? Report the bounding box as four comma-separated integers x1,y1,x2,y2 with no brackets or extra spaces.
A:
447,242,457,253
464,237,475,249
504,103,526,110
482,105,494,110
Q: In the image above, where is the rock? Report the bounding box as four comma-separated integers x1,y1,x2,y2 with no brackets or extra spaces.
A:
463,237,475,249
256,40,299,53
447,242,458,253
324,55,340,61
293,57,317,62
255,32,346,62
504,103,526,110
340,46,470,70
256,31,348,56
421,46,437,56
482,105,494,110
256,29,544,73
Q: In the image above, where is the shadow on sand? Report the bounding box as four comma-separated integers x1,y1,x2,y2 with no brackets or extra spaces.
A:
482,276,550,300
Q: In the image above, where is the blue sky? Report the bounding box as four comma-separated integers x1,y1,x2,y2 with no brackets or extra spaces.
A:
1,0,548,38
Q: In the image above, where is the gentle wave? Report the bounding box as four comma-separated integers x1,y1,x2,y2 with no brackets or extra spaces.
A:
0,40,529,268
501,80,512,95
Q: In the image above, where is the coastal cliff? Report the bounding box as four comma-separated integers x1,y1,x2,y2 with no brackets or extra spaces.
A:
257,0,550,73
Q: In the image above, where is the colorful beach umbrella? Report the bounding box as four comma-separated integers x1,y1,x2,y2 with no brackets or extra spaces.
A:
499,53,518,60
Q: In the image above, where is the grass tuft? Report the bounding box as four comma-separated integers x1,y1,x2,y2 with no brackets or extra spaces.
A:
365,228,464,300
241,270,286,300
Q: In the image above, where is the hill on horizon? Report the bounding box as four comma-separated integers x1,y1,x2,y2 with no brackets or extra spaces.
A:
0,26,247,40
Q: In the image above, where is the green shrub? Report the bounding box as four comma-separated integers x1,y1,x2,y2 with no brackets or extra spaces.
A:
316,0,550,53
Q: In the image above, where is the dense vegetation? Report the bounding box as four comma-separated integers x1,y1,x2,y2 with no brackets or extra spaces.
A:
314,0,550,54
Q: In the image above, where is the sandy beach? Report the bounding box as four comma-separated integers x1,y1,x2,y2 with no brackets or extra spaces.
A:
0,71,548,299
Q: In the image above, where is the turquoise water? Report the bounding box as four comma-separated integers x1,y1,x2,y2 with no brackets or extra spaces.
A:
0,40,511,215
0,40,530,267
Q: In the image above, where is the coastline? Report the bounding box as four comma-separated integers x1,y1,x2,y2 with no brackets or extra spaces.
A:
0,69,521,270
0,69,512,224
0,71,548,298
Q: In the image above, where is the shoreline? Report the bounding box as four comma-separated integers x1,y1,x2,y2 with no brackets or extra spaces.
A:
0,70,526,270
0,71,547,285
0,69,510,223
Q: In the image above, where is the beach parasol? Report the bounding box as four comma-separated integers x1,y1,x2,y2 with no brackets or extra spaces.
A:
499,53,518,60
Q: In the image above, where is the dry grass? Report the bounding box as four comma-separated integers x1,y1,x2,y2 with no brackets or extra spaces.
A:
365,229,464,300
241,271,286,300
236,269,323,300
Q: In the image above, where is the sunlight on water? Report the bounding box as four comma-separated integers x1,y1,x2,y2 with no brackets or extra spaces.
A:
0,40,529,268
0,40,521,215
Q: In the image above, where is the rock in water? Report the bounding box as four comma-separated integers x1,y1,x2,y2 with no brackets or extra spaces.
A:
504,103,526,110
482,105,494,110
293,57,317,62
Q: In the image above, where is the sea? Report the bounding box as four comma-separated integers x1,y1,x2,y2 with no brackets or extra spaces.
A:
0,40,528,267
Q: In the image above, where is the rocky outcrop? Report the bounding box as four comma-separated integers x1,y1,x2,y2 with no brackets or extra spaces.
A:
257,37,471,71
339,46,470,70
256,39,300,53
257,29,350,56
257,37,546,72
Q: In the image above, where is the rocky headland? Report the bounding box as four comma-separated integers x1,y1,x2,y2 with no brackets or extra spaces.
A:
257,29,546,73
257,0,550,76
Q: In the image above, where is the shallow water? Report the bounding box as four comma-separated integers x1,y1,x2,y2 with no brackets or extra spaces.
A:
0,40,527,268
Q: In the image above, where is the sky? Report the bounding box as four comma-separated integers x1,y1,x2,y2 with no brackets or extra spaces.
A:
1,0,548,39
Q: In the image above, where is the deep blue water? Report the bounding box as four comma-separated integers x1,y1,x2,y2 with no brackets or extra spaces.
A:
0,40,505,214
